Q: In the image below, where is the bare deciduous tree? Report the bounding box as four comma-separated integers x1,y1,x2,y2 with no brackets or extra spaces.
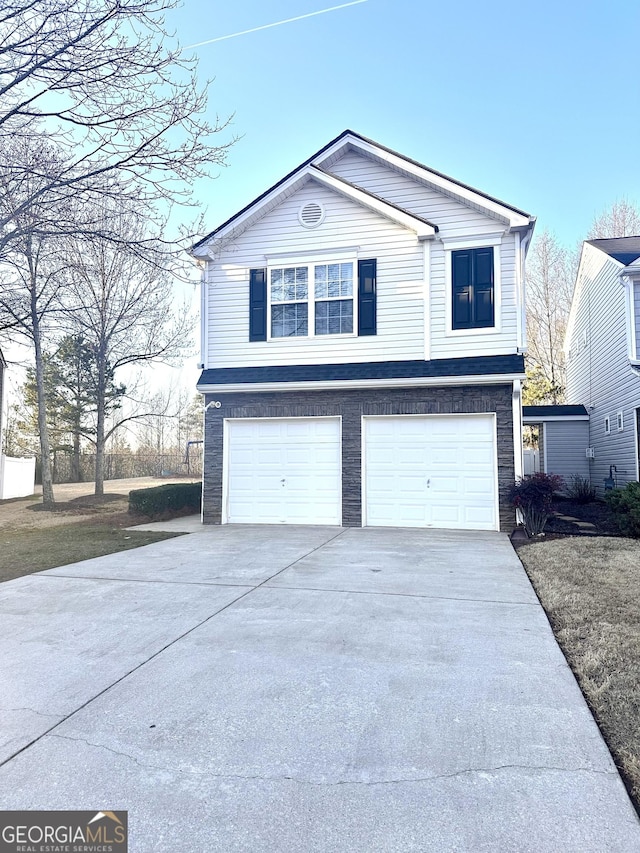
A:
0,142,74,504
0,0,233,262
588,199,640,239
63,214,194,495
525,230,573,404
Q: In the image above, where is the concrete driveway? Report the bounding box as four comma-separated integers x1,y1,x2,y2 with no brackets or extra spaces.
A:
1,525,639,852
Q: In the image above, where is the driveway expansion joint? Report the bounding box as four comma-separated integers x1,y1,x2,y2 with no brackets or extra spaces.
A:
41,574,256,589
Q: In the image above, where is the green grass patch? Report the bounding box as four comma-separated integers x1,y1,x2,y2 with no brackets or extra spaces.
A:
0,523,182,583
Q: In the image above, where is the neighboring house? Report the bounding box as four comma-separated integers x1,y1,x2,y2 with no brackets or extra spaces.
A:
0,347,5,450
565,236,640,494
522,404,590,481
192,131,535,531
0,347,36,500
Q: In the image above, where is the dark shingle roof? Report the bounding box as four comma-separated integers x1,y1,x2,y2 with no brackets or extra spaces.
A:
587,236,640,265
523,405,589,418
198,355,525,387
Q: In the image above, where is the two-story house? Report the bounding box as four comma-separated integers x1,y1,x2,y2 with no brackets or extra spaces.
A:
192,131,535,531
565,236,640,493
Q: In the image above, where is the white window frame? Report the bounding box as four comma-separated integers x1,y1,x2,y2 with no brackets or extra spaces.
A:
266,253,358,341
617,410,624,432
443,234,503,337
605,416,611,436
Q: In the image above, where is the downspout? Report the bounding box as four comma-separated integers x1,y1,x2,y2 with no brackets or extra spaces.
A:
518,228,533,353
512,379,523,480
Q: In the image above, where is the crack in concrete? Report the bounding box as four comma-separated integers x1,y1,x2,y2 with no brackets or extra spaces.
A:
2,707,63,721
0,529,349,771
48,734,616,787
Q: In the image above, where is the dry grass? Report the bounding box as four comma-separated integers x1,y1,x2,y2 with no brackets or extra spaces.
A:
0,483,194,582
0,522,181,582
518,536,640,809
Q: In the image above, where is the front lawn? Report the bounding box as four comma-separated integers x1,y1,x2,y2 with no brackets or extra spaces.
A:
518,536,640,811
0,522,181,582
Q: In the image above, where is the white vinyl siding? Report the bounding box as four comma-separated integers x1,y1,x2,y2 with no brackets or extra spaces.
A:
207,180,425,367
330,151,519,358
566,244,640,492
204,149,522,368
329,151,506,238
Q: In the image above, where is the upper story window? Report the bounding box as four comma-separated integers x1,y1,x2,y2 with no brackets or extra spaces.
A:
269,261,354,338
248,258,376,343
452,247,495,330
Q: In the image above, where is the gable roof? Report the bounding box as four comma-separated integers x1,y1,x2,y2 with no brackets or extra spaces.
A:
192,130,534,255
587,236,640,266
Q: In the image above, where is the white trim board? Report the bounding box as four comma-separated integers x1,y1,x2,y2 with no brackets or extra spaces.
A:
197,372,525,395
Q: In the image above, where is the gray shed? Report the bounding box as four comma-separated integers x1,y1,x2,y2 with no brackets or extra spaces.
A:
522,405,590,483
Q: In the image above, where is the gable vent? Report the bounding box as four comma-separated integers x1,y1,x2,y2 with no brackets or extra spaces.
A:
298,201,325,229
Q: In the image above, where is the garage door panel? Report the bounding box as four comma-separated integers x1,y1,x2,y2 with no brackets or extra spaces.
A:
364,415,497,531
226,418,341,525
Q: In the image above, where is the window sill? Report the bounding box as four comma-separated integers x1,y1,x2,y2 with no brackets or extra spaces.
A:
266,332,358,342
445,325,500,337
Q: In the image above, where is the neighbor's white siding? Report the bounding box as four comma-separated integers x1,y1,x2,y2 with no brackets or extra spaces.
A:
206,179,425,367
566,243,640,492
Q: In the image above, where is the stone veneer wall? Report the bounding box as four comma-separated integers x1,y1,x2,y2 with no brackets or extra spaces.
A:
203,384,515,531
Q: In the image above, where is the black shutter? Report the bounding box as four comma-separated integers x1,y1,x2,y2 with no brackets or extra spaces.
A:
452,247,494,329
249,268,267,342
358,259,377,336
452,251,472,329
473,247,494,327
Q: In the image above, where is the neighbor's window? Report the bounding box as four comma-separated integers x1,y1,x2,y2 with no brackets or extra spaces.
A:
452,247,495,330
269,261,354,338
605,416,611,435
617,411,624,432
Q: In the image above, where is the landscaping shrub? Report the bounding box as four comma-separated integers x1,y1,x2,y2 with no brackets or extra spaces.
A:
510,472,564,537
566,474,597,504
605,482,640,538
128,482,202,517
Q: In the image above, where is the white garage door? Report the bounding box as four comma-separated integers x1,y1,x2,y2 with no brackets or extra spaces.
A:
225,418,341,525
364,415,498,531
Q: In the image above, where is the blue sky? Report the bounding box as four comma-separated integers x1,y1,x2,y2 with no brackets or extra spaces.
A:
169,0,640,249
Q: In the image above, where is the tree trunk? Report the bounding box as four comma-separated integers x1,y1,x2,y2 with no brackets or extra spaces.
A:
94,354,106,496
71,429,81,482
31,308,55,506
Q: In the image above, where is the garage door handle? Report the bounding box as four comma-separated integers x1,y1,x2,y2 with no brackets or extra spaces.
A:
426,479,430,488
281,478,286,486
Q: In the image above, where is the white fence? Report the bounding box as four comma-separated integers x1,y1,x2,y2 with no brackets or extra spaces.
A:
523,448,540,477
0,455,36,499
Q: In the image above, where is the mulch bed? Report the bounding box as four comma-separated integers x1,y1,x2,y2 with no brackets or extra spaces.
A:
545,497,619,535
512,498,621,547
